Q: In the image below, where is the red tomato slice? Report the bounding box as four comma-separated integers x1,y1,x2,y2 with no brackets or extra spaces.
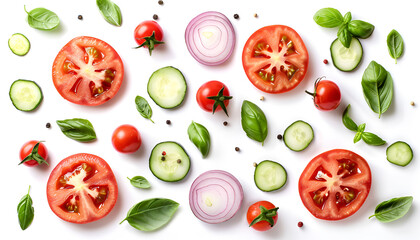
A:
52,36,124,106
242,25,309,93
47,153,118,224
299,149,371,220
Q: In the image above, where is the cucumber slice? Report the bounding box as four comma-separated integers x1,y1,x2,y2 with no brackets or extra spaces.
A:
330,37,363,72
147,66,187,109
254,160,287,192
9,79,43,111
149,141,190,182
283,120,314,151
9,33,30,56
386,141,413,166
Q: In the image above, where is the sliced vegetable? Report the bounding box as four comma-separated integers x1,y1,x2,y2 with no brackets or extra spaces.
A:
147,66,187,109
96,0,122,26
387,29,404,64
330,37,363,72
9,79,43,112
386,141,413,166
189,170,243,224
149,142,190,182
135,96,154,123
254,160,287,192
17,186,34,230
127,176,151,189
241,100,268,144
120,198,179,231
56,118,97,142
185,11,235,65
361,61,393,118
8,33,30,56
369,196,413,223
24,6,60,30
188,121,211,158
283,120,314,151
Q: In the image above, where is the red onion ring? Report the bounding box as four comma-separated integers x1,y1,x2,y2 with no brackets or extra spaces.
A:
189,170,243,224
185,11,235,66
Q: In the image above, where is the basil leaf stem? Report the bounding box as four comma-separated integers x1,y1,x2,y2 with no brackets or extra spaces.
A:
17,186,34,230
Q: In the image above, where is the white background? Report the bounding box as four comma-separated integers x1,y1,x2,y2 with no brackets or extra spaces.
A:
1,0,419,239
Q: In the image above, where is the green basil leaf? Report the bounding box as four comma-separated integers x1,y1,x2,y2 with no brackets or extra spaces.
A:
135,96,154,123
127,176,151,189
337,24,352,48
241,100,268,145
387,29,404,64
369,196,413,222
343,12,352,24
96,0,122,26
348,20,375,39
120,198,179,231
353,132,363,143
24,6,60,30
187,121,211,158
361,61,394,118
361,132,386,146
17,186,34,230
357,123,366,133
313,8,343,28
342,104,358,132
56,118,97,142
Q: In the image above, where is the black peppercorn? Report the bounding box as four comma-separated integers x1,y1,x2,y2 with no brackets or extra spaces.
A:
46,123,51,128
233,14,239,19
223,121,228,126
158,0,164,5
235,147,240,152
166,120,171,125
78,15,83,20
277,134,283,140
153,14,159,20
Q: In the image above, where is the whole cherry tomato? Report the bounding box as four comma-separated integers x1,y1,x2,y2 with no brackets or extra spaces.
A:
134,20,164,55
306,77,341,111
247,201,278,231
19,140,48,167
196,81,232,116
112,124,142,153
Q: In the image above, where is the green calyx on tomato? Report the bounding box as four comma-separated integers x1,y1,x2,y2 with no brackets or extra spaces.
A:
206,86,232,116
135,31,164,56
249,206,279,227
19,141,48,166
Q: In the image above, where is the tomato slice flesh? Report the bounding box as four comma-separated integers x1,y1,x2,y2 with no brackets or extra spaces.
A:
299,149,371,220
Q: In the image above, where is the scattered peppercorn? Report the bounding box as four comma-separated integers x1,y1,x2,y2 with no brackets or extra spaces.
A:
46,123,51,128
161,157,165,161
277,134,283,140
223,121,228,126
298,221,303,228
410,101,415,106
323,59,328,64
78,15,83,20
260,96,265,101
166,120,171,125
253,162,257,167
254,13,258,18
153,14,159,20
162,151,166,155
158,0,164,5
235,147,240,152
177,159,182,164
233,14,239,19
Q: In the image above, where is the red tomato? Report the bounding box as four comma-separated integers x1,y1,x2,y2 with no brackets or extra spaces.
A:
19,140,48,167
46,153,118,224
306,78,341,111
242,25,309,93
134,20,164,55
246,201,278,231
196,81,232,116
299,149,371,220
52,36,124,106
112,124,142,153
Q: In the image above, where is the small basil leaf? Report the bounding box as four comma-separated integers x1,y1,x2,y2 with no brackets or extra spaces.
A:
369,196,413,223
17,186,34,230
361,61,394,118
127,176,151,189
25,6,60,30
135,96,154,123
241,100,268,145
343,12,352,24
342,104,358,132
387,29,404,64
313,8,343,28
353,132,363,143
362,132,386,146
187,121,211,158
120,198,179,231
56,118,97,142
337,24,352,48
348,20,375,39
96,0,122,26
357,123,366,133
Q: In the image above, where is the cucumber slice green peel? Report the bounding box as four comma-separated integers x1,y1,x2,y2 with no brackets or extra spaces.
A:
9,33,30,56
330,37,363,72
386,141,413,166
283,120,314,152
254,160,287,192
9,79,43,112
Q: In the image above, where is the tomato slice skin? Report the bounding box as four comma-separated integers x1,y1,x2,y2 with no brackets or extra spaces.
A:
298,149,371,220
242,25,309,94
46,153,118,224
52,36,124,106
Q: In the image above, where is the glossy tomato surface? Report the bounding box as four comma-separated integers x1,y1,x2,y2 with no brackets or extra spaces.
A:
247,201,278,231
134,20,164,46
52,36,124,106
112,124,142,153
196,81,230,113
299,149,371,220
312,80,341,111
19,140,48,167
242,25,309,93
46,153,118,224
